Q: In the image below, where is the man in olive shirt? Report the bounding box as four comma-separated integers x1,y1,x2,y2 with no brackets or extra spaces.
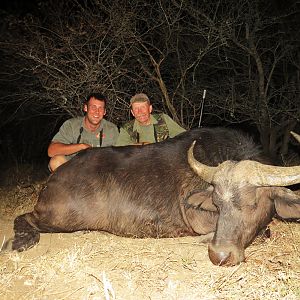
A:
48,93,119,172
116,93,185,146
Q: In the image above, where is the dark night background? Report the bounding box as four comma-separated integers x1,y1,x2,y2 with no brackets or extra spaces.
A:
0,0,299,184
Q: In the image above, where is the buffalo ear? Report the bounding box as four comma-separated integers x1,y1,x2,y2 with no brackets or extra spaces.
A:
185,187,217,212
182,187,217,235
272,187,300,219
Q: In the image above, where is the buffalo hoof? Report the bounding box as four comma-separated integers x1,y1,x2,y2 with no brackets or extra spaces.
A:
12,215,40,252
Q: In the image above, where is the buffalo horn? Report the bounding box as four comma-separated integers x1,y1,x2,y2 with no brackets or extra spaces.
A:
188,141,300,187
291,131,300,143
188,141,217,183
237,160,300,186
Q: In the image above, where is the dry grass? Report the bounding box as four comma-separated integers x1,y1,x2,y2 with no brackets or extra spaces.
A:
0,184,299,300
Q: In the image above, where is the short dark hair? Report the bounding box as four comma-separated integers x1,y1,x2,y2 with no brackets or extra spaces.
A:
85,93,107,107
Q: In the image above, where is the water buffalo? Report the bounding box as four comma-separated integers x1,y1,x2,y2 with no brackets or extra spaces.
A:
12,127,300,266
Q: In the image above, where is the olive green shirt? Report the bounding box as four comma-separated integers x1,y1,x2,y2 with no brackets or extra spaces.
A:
52,116,119,158
116,113,185,146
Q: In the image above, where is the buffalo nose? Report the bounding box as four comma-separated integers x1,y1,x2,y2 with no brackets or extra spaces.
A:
208,246,233,266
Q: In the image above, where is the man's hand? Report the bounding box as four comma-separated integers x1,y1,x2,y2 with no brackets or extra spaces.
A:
134,142,151,146
48,142,92,157
79,143,92,150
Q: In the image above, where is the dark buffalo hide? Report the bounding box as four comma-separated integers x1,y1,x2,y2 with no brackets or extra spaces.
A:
12,127,300,266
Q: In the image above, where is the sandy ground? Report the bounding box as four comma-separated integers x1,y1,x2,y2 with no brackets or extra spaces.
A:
0,184,299,300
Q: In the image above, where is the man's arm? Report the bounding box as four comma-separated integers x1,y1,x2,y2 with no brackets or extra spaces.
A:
48,118,91,157
48,142,91,157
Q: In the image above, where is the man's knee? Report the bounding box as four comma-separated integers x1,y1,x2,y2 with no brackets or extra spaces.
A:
48,155,67,172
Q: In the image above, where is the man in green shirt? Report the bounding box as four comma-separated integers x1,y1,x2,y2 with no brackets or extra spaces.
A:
116,93,185,146
48,93,119,172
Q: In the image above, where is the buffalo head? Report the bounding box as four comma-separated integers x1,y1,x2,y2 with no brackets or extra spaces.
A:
188,141,300,266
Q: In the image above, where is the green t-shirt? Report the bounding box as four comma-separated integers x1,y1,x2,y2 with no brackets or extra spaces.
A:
52,116,119,150
116,113,185,146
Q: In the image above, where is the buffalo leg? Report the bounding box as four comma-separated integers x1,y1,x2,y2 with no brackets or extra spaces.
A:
12,214,40,252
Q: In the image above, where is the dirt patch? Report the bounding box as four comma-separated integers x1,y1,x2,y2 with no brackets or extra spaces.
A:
0,184,299,299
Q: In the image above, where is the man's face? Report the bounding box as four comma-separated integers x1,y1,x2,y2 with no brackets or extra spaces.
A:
131,101,152,126
84,97,106,126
